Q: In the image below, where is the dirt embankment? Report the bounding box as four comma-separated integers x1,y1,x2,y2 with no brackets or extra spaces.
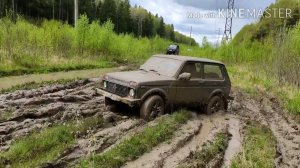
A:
0,79,299,168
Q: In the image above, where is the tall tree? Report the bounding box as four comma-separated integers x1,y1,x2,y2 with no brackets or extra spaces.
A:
170,24,175,41
157,17,165,37
100,0,117,24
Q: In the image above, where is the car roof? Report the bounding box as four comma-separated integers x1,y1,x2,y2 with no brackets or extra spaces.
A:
153,54,224,65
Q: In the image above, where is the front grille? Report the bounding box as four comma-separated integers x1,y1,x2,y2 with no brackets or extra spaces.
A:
105,81,129,97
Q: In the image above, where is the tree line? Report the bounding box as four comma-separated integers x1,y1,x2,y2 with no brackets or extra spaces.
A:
0,0,197,45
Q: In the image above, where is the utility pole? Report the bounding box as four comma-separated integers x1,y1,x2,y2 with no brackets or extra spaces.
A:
222,0,234,42
74,0,78,26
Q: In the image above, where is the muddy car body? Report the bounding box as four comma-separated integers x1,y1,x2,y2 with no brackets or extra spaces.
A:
97,55,231,120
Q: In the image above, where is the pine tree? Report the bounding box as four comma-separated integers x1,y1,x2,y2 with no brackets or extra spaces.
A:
100,0,117,25
157,17,165,37
170,24,175,41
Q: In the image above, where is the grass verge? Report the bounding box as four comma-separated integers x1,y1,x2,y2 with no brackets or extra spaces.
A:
228,65,300,118
79,110,192,168
180,131,230,168
0,117,103,168
230,123,276,168
0,59,113,78
286,93,300,115
0,78,85,94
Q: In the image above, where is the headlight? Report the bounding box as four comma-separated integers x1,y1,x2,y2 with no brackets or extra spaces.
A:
103,81,107,89
129,89,135,97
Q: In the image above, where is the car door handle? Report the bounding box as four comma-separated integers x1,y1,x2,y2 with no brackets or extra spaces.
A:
198,80,205,84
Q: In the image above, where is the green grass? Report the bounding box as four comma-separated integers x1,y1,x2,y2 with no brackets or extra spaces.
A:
180,132,229,168
0,117,103,168
230,124,276,168
229,65,300,118
0,78,85,94
0,59,113,78
0,111,13,121
79,111,192,168
286,94,300,115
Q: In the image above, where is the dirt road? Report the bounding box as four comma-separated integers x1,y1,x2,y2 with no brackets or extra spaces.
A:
0,78,299,168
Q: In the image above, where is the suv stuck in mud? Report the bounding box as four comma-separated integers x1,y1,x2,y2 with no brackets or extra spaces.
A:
97,55,232,120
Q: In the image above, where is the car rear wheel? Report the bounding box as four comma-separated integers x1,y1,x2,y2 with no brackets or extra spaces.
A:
140,95,165,121
205,95,225,115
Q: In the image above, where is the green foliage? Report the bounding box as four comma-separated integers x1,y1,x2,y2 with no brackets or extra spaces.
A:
0,0,196,44
79,111,192,168
286,94,300,115
0,117,104,168
0,15,200,77
231,124,276,168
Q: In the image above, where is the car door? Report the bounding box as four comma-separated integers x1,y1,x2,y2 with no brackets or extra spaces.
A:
174,61,204,105
201,63,226,102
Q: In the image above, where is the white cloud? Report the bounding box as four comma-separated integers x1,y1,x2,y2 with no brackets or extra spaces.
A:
130,0,275,44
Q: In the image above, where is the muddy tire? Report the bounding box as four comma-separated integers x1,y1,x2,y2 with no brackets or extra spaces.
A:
205,95,225,115
140,95,165,121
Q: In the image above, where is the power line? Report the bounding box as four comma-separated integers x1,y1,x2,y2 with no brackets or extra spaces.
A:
222,0,234,42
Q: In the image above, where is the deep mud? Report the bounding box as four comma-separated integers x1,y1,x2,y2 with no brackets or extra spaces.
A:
0,78,299,168
231,88,300,168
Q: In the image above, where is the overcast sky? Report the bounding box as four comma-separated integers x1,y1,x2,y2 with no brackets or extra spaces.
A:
130,0,276,44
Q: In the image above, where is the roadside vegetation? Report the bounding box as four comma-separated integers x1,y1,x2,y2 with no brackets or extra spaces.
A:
79,111,192,168
0,78,85,94
228,65,300,119
230,123,277,168
0,117,104,168
0,14,199,77
179,131,230,168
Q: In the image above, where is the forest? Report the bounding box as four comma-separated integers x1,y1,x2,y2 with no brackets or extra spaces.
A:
0,0,196,45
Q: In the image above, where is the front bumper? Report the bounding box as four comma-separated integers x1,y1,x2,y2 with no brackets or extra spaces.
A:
96,88,140,107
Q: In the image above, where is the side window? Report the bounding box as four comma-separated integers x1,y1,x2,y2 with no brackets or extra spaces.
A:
204,64,224,80
181,62,202,79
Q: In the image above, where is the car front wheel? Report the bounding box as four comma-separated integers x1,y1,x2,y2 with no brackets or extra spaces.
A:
205,95,225,115
140,95,165,121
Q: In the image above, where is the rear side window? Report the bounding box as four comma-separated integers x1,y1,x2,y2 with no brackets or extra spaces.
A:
204,64,224,80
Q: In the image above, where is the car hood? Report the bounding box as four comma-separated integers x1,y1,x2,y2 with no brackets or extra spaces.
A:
105,71,174,86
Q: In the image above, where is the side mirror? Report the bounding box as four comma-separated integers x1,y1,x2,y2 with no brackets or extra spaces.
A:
178,73,191,81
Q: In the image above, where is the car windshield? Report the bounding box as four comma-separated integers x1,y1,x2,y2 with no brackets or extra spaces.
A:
140,57,183,77
168,45,177,50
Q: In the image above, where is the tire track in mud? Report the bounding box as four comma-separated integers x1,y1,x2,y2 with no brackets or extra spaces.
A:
0,79,121,152
122,112,233,168
231,89,300,168
1,78,299,168
48,117,144,168
0,78,147,168
221,118,242,168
